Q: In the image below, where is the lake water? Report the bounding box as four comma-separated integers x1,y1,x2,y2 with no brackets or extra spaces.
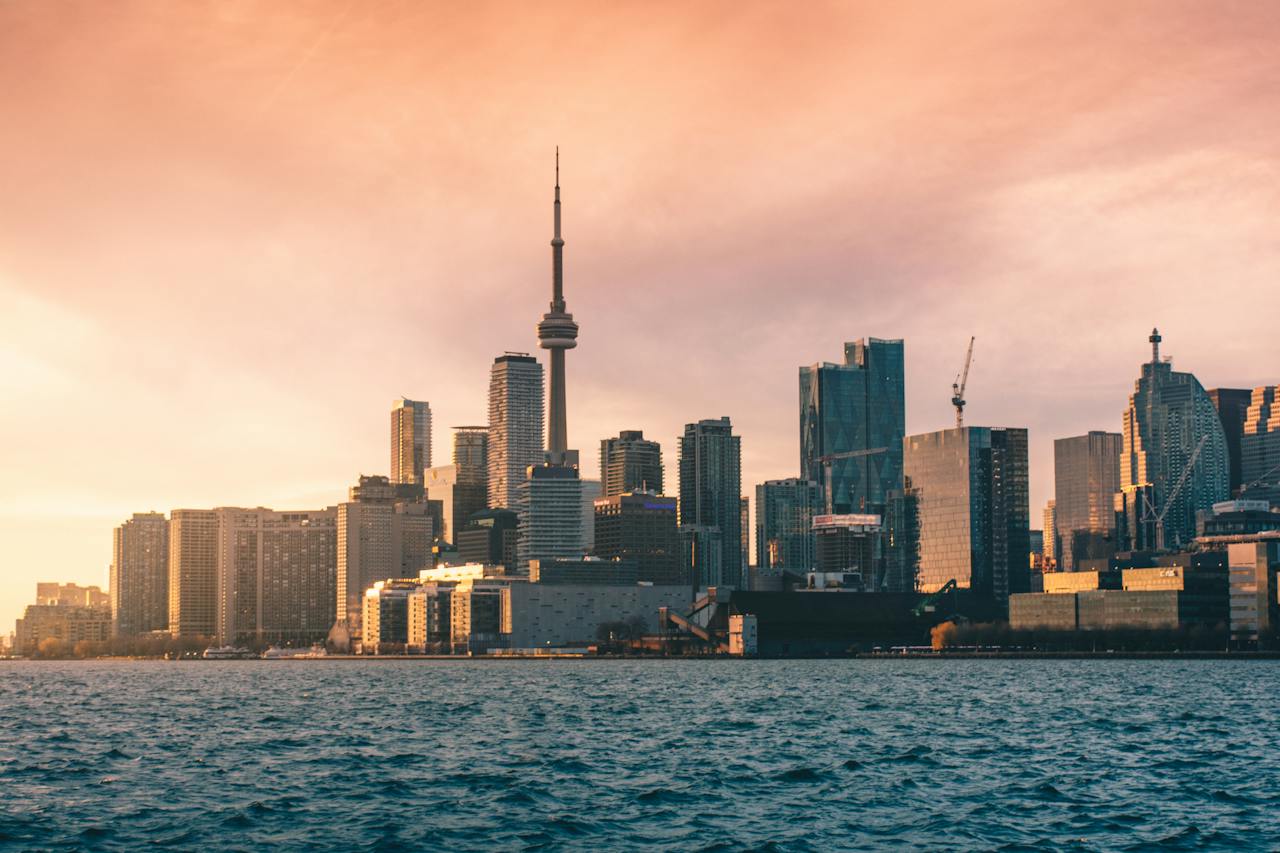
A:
1,659,1277,851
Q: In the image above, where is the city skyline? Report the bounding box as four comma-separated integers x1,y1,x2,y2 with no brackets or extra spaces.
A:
4,2,1280,629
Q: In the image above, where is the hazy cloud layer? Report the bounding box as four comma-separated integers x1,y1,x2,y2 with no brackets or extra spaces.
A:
2,1,1278,625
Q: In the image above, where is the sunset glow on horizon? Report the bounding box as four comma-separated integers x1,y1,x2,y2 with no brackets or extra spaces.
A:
2,0,1279,627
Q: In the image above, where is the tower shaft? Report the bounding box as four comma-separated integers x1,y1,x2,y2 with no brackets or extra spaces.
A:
536,147,578,465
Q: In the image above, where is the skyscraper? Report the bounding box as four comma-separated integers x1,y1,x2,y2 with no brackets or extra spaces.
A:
537,148,579,467
334,476,433,641
452,426,489,526
1208,388,1253,495
214,507,338,646
516,466,585,572
1241,386,1280,504
1053,431,1122,570
391,398,432,486
1119,329,1230,550
756,479,821,571
487,353,544,509
110,511,169,636
168,509,221,638
593,493,684,585
903,426,1031,602
600,430,663,497
800,338,905,515
678,417,743,587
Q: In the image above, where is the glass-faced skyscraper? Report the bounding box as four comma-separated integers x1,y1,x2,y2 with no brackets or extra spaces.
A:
903,426,1030,602
755,478,821,571
452,426,489,527
1053,431,1122,570
800,338,905,514
487,354,545,509
391,398,432,487
1241,386,1280,505
678,417,742,587
1119,329,1229,550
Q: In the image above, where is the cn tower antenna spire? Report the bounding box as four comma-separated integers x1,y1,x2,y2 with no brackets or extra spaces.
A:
537,146,578,464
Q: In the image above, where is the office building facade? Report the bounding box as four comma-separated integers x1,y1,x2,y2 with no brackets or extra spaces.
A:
1054,432,1122,570
1241,386,1280,504
457,508,519,568
678,417,743,587
1209,388,1254,495
903,426,1031,602
756,479,821,572
1119,330,1230,551
452,426,489,530
593,493,684,585
391,398,432,487
799,338,905,515
600,431,664,497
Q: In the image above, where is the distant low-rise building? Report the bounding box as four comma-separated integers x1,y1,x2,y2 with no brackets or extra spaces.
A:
14,601,112,655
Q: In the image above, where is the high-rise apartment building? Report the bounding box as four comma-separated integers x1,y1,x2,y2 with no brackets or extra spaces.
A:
1209,388,1254,495
756,479,821,571
1241,386,1280,505
168,509,221,638
600,431,663,497
1054,432,1122,570
593,493,684,585
452,426,489,527
678,417,743,587
800,338,905,515
391,398,432,487
903,426,1031,602
110,512,169,636
334,477,434,640
214,507,337,646
1119,330,1230,550
487,354,545,509
516,465,585,572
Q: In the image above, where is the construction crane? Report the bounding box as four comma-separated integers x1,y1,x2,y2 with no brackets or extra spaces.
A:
816,447,888,513
951,336,975,428
912,579,958,617
1139,434,1208,550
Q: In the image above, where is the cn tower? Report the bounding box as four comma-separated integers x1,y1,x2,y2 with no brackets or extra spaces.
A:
536,147,579,466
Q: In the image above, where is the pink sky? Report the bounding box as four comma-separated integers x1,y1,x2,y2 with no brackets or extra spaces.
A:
2,1,1278,629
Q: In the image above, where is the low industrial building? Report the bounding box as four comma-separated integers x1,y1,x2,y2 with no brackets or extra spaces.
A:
502,582,690,648
1009,558,1230,632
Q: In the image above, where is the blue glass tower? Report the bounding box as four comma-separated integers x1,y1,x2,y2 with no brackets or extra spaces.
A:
799,338,905,515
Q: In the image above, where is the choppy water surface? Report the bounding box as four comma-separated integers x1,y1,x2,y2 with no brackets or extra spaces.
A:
1,660,1277,851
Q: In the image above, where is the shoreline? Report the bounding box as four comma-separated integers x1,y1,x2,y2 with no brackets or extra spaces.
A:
5,651,1280,662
